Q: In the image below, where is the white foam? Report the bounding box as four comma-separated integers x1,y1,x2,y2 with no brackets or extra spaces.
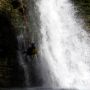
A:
37,0,90,89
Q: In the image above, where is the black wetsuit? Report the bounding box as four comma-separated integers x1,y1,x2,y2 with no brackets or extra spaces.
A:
25,43,36,57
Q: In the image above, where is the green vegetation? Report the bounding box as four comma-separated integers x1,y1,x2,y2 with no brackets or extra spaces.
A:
0,0,28,35
0,0,27,87
0,0,89,87
71,0,90,31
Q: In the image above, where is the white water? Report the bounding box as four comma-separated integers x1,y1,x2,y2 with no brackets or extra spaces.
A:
18,51,30,86
36,0,90,89
17,35,30,86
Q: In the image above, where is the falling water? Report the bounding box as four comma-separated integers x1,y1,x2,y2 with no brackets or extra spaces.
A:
36,0,90,89
17,34,30,87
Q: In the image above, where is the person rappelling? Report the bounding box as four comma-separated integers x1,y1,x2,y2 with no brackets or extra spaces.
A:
23,43,38,60
11,0,37,60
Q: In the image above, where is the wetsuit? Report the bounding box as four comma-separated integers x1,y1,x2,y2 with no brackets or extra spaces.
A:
26,44,37,57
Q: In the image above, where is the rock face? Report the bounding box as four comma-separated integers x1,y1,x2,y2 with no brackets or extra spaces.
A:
71,0,90,31
0,12,17,58
0,12,25,87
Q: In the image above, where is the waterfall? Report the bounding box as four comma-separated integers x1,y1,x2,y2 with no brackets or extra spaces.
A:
17,34,30,87
36,0,90,89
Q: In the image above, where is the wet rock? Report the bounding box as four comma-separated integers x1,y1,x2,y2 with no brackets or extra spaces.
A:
0,12,25,87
